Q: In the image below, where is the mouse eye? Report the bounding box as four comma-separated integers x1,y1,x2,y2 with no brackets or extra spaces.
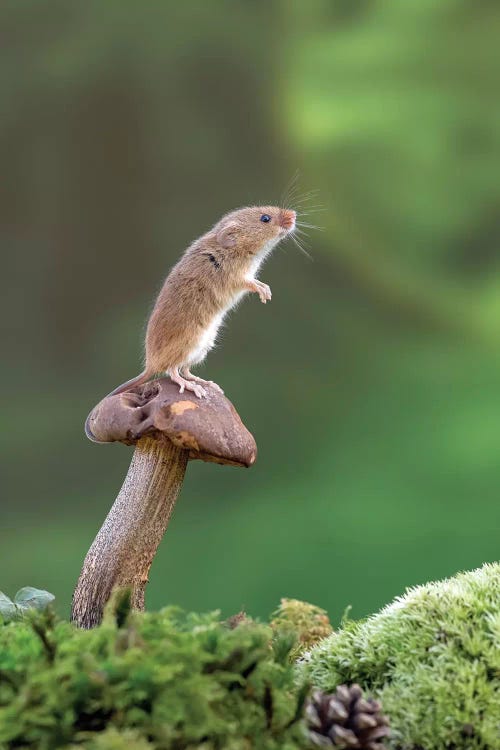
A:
260,214,272,223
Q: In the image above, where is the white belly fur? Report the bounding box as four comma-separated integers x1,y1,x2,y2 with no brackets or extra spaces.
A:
187,312,225,365
187,238,278,366
247,238,278,278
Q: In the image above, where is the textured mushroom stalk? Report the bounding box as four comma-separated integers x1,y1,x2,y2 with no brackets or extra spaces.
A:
72,436,188,628
73,378,257,628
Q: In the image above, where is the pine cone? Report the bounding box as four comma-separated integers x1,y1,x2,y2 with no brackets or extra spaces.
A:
306,684,390,749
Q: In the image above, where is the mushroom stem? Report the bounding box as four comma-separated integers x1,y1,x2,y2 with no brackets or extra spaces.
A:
71,436,188,628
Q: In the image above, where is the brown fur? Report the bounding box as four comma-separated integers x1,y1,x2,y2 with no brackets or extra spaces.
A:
109,205,296,397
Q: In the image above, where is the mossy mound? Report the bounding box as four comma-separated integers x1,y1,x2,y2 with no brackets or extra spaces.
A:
1,566,498,749
299,562,500,750
270,599,333,662
0,604,309,750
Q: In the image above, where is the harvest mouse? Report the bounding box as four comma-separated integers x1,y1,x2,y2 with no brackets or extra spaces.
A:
104,205,296,400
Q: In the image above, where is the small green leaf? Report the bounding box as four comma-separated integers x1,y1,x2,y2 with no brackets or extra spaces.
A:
14,587,55,612
0,591,17,621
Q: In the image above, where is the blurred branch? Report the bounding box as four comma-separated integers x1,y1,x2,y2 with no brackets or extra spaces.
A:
321,211,499,344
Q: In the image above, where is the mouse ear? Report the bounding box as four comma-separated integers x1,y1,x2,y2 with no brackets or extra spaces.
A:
217,222,239,249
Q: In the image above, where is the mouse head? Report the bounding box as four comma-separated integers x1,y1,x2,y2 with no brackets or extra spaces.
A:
215,206,296,256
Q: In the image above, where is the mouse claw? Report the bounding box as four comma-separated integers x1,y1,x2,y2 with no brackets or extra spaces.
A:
258,285,271,303
182,381,206,398
209,381,224,394
180,369,223,396
183,383,206,398
246,278,272,304
169,370,206,398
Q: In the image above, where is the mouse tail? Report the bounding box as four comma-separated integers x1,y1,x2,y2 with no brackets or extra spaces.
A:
107,370,152,397
84,370,152,442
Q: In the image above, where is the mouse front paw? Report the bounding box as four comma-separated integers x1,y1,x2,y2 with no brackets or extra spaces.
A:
246,278,272,304
257,282,272,304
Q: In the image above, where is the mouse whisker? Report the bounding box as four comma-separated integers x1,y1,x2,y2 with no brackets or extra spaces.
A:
294,226,317,245
294,204,323,216
293,188,319,200
297,211,326,220
289,230,313,261
280,170,301,208
294,228,312,241
296,204,325,212
294,221,316,236
282,190,317,211
294,206,324,217
296,221,323,231
291,191,321,209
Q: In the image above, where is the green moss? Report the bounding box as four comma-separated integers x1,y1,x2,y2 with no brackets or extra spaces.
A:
270,599,333,662
299,563,500,750
1,565,498,749
0,605,308,750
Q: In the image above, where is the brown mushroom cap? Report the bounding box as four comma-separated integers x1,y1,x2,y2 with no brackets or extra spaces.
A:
85,377,257,467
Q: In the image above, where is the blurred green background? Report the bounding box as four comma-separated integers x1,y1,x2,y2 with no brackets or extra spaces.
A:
1,0,499,624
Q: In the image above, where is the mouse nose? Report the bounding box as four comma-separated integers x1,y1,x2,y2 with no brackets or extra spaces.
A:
280,209,296,231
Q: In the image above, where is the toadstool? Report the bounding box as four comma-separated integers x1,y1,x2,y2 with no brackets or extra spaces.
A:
72,377,256,628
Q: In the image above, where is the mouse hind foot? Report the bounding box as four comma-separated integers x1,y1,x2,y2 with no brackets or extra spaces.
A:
181,367,224,395
168,367,207,398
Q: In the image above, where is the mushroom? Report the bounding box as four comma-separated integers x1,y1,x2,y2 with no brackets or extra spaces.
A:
72,377,256,629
